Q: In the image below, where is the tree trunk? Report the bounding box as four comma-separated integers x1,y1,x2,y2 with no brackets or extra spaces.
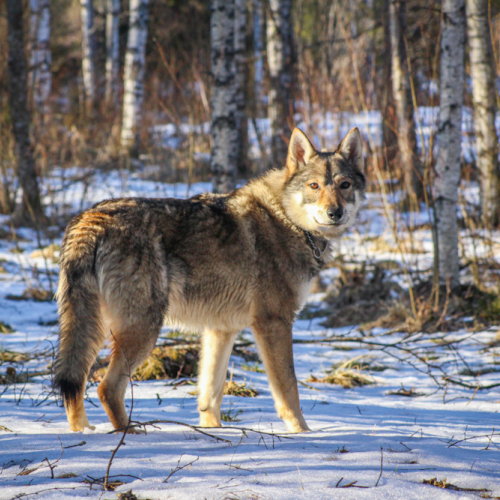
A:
105,0,120,107
389,0,423,203
210,0,246,193
6,0,44,222
120,0,149,154
434,0,465,289
266,0,294,167
253,0,264,112
466,0,500,228
29,0,52,117
381,0,397,164
80,0,96,113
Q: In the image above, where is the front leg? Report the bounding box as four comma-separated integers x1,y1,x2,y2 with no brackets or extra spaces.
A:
252,316,309,433
198,329,237,427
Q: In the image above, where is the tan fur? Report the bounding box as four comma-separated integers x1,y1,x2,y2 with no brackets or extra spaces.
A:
54,128,365,433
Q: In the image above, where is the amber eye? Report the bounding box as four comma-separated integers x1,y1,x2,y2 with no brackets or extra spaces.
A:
309,182,319,190
340,181,351,189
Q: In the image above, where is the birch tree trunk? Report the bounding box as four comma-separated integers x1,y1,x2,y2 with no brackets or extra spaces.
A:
120,0,149,153
105,0,120,107
29,0,52,117
210,0,246,193
389,0,423,203
80,0,96,113
434,0,465,289
6,0,44,222
466,0,500,228
266,0,294,166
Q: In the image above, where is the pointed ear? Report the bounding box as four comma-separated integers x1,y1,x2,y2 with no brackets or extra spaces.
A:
286,128,316,175
338,127,364,171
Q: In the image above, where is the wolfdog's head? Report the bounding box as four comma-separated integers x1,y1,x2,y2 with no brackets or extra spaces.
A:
282,127,366,237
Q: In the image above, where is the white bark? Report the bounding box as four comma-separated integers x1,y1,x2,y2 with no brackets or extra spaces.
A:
266,0,294,165
80,0,96,111
389,0,423,202
435,0,465,289
120,0,149,151
105,0,120,107
466,0,500,228
29,0,51,116
210,0,246,193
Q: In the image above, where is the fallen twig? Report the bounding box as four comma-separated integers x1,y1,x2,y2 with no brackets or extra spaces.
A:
375,447,383,487
163,454,199,483
334,477,370,488
447,429,499,449
109,419,233,444
11,487,78,499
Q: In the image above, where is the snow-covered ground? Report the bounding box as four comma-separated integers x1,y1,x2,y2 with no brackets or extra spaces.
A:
1,167,500,500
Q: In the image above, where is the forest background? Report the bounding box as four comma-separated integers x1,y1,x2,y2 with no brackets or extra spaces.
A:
3,0,500,293
3,0,500,377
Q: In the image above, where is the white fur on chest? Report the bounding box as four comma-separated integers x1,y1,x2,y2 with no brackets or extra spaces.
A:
296,279,313,312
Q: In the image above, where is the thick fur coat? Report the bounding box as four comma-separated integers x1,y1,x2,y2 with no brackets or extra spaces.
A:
54,127,366,433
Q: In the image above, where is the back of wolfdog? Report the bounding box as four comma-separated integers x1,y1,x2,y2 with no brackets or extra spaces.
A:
54,203,171,431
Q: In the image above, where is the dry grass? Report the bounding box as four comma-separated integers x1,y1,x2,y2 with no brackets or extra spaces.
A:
241,362,264,373
322,261,500,333
422,477,489,494
189,380,258,398
224,381,258,397
387,385,424,397
133,354,166,381
0,349,30,363
5,287,54,302
220,403,243,422
306,356,377,389
134,346,198,380
30,243,60,263
91,346,199,383
321,265,404,329
0,322,14,334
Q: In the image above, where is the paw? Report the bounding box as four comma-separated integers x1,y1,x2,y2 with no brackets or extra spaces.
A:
284,419,310,433
199,411,221,428
70,423,95,432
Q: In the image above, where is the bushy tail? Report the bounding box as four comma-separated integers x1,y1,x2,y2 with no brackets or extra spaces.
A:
53,213,107,405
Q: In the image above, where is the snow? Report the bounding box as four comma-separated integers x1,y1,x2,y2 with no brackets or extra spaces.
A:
154,105,500,166
1,168,500,500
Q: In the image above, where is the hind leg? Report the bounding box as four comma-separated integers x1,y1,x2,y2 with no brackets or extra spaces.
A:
65,381,94,432
58,325,106,432
97,326,159,432
198,329,237,427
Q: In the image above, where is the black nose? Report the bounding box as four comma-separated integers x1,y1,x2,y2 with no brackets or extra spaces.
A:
327,206,344,222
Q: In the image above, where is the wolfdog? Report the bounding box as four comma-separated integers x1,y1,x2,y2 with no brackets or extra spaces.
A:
54,127,366,433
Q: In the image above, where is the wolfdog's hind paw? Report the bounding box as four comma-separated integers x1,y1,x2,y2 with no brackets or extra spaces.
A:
70,424,96,432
